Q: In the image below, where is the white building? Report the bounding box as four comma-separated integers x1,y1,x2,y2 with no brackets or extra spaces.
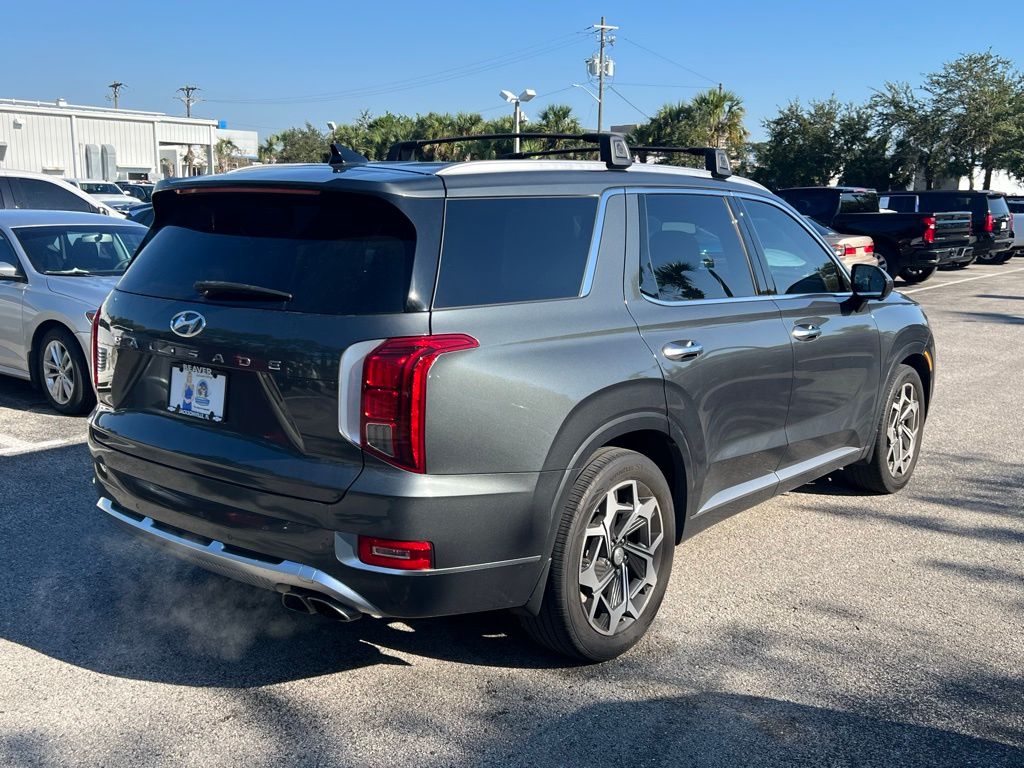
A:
0,97,257,182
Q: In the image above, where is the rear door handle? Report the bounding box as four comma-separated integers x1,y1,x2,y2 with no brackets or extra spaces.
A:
792,323,822,341
662,340,704,361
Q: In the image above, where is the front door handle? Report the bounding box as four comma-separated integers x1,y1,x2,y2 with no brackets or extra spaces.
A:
792,323,822,341
662,340,704,361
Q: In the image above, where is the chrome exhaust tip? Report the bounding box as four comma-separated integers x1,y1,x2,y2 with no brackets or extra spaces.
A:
281,591,315,615
306,595,362,622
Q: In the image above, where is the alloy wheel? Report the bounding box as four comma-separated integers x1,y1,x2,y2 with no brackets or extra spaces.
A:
886,382,920,477
42,339,75,405
578,479,664,636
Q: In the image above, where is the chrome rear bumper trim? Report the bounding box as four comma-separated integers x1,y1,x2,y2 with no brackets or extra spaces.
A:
96,496,381,616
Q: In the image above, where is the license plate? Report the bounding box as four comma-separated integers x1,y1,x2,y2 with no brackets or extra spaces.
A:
168,364,226,422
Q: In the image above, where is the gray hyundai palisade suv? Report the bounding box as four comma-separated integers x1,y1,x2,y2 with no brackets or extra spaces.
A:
89,135,934,661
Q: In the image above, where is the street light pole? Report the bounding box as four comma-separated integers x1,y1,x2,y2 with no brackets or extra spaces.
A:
500,89,536,154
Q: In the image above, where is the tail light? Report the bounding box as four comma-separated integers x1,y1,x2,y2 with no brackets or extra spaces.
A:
984,212,994,233
360,334,478,473
864,243,874,254
91,305,114,397
922,216,936,244
358,536,433,570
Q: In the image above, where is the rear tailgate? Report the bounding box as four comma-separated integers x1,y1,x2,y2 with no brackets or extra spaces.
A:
929,210,973,248
91,184,442,510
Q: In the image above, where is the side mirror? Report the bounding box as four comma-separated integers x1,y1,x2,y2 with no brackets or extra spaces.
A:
851,263,893,300
0,263,22,280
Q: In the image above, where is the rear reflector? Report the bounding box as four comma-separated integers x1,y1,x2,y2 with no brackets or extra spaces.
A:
358,536,433,570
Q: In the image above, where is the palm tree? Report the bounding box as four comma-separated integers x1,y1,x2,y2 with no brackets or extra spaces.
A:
690,88,748,150
257,135,279,164
215,138,240,173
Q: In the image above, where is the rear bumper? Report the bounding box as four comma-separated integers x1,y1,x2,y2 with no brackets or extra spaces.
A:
90,432,560,619
935,246,974,266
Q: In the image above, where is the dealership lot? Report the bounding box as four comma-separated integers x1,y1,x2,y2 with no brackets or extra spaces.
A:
1,265,1022,766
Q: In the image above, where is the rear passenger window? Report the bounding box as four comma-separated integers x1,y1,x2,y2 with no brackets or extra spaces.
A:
11,178,94,213
434,197,597,308
639,194,755,302
745,200,847,295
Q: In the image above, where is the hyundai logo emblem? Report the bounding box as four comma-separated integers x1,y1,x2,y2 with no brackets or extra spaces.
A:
169,311,206,338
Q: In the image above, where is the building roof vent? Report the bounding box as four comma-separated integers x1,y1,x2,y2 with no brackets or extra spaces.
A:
56,98,68,108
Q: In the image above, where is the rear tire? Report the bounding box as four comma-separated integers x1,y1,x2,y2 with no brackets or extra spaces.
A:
899,266,937,284
36,327,94,415
876,248,899,279
842,364,925,494
520,447,675,662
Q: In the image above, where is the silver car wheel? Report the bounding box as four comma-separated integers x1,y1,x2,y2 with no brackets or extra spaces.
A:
886,382,920,477
42,339,75,405
578,479,664,636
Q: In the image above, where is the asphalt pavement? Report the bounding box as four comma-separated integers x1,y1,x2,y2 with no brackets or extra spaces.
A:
1,262,1022,767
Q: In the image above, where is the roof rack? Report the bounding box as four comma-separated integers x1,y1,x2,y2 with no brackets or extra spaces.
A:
385,132,633,170
631,146,732,179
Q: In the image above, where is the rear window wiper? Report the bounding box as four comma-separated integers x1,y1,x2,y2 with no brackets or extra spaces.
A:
194,280,293,302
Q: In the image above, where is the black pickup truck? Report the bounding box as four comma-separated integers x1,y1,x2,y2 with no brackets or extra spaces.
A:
777,186,974,283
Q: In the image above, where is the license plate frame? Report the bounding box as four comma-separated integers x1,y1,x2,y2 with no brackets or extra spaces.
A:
167,363,227,422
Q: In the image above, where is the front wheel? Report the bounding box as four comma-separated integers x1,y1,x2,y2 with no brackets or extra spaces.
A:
520,448,675,661
842,364,925,494
899,266,937,284
36,327,94,415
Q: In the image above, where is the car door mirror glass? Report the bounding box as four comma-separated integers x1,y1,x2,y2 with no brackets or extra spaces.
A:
851,263,893,300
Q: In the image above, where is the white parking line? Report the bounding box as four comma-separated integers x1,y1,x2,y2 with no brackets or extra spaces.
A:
903,266,1024,294
0,436,86,458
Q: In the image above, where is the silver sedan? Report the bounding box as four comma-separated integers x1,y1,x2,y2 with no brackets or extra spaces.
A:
0,210,146,413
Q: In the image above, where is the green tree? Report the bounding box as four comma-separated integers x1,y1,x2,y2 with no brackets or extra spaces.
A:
214,137,241,173
923,51,1024,188
690,88,748,150
749,98,849,188
275,122,327,163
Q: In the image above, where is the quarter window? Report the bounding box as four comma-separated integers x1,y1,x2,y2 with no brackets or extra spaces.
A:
639,194,756,302
434,197,598,308
745,200,847,295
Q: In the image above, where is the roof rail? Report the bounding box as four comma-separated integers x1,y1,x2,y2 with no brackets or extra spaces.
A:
631,146,732,179
385,132,633,170
324,142,369,170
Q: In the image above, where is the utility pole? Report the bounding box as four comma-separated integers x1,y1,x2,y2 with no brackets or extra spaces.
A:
176,85,201,118
590,17,618,132
107,81,126,110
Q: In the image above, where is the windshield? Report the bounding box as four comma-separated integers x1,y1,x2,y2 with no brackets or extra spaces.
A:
14,225,146,276
79,182,125,195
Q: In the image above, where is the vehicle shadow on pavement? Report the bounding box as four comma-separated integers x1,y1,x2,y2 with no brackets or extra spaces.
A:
476,692,1023,768
0,445,566,689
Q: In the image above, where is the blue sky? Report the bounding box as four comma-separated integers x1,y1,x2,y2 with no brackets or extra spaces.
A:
4,1,1021,141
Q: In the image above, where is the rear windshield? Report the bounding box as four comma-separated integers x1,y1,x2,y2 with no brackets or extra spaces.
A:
118,191,416,315
917,193,985,214
839,191,878,214
776,190,835,221
988,195,1010,216
434,197,598,308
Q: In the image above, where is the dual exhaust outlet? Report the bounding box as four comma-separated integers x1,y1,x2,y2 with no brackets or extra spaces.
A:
280,589,362,622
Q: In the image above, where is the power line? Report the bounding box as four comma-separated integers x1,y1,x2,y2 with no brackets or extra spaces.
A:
607,85,651,120
611,82,705,89
204,32,590,106
619,37,718,85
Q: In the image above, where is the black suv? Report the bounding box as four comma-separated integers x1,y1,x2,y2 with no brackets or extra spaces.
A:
89,135,935,661
881,190,1015,264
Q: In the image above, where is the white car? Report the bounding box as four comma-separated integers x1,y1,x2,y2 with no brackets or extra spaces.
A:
66,179,138,213
0,210,146,412
1007,198,1024,254
0,170,124,217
